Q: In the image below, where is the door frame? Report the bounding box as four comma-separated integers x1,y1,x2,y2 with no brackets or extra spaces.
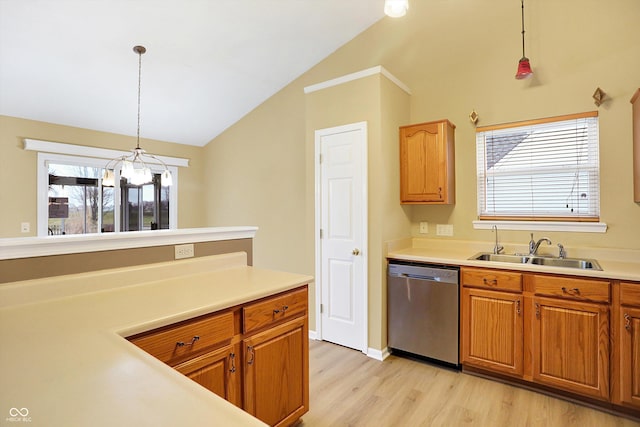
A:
314,121,368,354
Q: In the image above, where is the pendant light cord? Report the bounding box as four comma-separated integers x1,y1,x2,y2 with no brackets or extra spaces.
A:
136,49,142,150
521,0,526,58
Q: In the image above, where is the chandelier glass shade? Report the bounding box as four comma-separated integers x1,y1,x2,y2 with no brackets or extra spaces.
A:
102,45,173,187
384,0,409,18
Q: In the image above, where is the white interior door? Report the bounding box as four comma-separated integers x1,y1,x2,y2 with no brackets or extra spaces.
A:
315,122,367,353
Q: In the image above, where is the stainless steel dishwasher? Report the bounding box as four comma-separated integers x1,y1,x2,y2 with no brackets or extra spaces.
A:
387,260,459,367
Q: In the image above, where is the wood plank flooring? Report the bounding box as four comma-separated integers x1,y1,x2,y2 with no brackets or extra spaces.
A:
299,340,639,427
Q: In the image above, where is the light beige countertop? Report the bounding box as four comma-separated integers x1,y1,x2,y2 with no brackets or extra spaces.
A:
0,253,313,427
387,239,640,282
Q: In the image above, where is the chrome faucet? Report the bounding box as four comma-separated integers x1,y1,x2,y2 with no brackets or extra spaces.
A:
492,225,504,254
557,243,567,259
529,233,552,255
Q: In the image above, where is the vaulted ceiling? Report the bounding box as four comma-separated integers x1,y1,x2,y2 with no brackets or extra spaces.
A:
0,1,385,146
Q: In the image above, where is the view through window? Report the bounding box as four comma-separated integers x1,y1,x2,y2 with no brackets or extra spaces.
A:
47,163,170,235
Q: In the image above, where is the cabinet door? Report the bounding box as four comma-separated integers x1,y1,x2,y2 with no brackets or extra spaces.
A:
243,316,308,427
461,287,524,377
532,296,609,400
620,306,640,408
174,343,242,407
400,122,444,203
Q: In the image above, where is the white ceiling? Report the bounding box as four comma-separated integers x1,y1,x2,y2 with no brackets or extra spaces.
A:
0,1,385,146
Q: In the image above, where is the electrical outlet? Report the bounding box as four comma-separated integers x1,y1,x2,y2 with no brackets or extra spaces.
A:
436,224,454,236
21,222,30,233
175,244,194,259
419,222,429,234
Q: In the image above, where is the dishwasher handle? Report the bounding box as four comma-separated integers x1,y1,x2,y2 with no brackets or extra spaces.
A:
392,273,441,281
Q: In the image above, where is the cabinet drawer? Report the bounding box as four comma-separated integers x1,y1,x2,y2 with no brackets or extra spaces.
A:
531,275,610,303
462,268,522,292
243,287,307,334
129,311,235,365
620,282,640,306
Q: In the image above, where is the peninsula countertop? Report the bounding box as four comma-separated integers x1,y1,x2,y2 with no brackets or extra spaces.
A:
0,253,313,427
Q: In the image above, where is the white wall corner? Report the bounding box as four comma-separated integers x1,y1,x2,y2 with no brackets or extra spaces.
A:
308,330,318,341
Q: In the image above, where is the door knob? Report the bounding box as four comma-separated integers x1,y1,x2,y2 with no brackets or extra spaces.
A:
352,248,360,256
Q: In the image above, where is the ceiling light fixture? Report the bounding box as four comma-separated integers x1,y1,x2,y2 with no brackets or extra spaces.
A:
102,45,172,187
515,0,533,79
384,0,409,18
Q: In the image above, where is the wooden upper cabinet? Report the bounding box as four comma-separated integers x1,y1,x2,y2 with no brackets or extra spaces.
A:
631,88,640,202
400,119,456,204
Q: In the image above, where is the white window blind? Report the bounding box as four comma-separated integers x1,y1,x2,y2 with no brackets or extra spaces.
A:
476,112,599,221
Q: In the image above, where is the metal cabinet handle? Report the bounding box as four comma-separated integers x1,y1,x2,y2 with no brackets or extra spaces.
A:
625,313,632,331
274,305,289,315
483,278,498,286
516,300,521,315
535,303,540,318
561,287,580,295
229,352,236,373
176,336,200,347
247,346,255,365
352,248,360,256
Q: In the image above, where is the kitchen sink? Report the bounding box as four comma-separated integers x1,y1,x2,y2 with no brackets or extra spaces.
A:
469,252,602,270
528,257,602,270
471,253,531,264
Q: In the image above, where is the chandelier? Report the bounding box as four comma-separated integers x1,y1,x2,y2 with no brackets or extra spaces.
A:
384,0,409,18
102,45,173,187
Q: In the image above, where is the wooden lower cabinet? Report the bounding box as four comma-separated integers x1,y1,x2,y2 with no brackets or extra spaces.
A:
620,306,640,408
128,285,309,426
461,287,524,377
461,268,628,411
618,282,640,410
243,316,309,427
532,296,609,400
174,342,242,407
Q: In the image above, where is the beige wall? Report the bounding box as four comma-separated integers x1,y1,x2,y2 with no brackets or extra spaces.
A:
205,0,640,350
304,74,412,350
0,116,207,237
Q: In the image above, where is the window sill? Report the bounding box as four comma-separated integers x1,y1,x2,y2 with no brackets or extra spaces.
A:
473,220,607,233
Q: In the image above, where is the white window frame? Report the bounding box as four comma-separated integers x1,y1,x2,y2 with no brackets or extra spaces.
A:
473,112,607,233
26,139,185,237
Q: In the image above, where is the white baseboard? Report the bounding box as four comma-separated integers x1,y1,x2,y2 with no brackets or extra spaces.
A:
308,330,317,340
367,347,391,361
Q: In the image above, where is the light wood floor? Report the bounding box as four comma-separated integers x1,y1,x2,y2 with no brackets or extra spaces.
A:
299,340,639,427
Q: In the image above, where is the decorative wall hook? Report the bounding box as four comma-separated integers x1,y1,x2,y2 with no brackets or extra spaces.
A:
469,110,479,125
593,87,606,106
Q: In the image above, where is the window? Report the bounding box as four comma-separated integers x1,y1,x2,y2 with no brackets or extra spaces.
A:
476,112,600,222
27,140,184,236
